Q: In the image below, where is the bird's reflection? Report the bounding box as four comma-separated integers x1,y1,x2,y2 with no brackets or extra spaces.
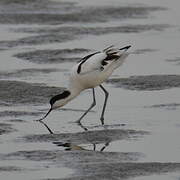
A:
37,120,111,152
53,141,110,152
38,119,89,133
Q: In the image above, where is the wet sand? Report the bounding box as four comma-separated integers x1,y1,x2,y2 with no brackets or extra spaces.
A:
0,0,180,179
107,75,180,90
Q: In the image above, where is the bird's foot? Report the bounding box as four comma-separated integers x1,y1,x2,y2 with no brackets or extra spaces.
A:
100,117,104,125
75,120,88,131
34,119,42,122
75,119,81,125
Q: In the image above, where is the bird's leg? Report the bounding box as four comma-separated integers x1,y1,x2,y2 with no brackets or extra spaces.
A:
99,85,109,125
78,122,88,131
38,120,54,134
93,144,96,151
100,141,110,152
76,88,96,124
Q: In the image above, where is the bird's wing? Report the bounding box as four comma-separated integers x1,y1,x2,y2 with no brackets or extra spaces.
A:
102,45,131,70
77,45,131,75
77,52,106,74
77,52,100,63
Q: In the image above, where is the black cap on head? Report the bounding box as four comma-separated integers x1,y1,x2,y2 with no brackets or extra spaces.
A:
35,90,71,122
50,90,71,106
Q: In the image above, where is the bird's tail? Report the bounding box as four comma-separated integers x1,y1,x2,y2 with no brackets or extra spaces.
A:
103,45,131,69
103,45,131,61
103,45,131,56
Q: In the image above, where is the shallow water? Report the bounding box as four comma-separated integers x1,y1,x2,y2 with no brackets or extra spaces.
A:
0,0,180,179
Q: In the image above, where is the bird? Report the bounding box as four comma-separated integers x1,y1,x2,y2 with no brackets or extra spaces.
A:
37,45,131,125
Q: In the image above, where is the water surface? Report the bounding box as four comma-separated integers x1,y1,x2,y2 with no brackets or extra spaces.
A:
0,0,180,179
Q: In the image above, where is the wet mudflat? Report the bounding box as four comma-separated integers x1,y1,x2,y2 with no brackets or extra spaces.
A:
107,75,180,90
0,0,180,179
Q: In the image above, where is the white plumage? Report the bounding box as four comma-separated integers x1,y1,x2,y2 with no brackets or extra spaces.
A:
37,45,131,125
69,45,130,95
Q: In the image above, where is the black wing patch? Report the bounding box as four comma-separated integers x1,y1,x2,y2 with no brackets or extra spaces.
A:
77,52,100,74
119,45,131,51
50,90,71,105
101,54,119,66
104,53,120,61
101,60,108,66
100,53,120,71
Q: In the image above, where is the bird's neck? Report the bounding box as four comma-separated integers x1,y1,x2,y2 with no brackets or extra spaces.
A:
65,76,84,103
66,86,82,103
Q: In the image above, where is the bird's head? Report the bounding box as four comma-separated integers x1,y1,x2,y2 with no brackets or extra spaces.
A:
37,90,71,121
50,90,71,109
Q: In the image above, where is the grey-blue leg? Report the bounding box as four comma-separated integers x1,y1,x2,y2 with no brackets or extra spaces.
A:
76,88,96,124
99,85,109,125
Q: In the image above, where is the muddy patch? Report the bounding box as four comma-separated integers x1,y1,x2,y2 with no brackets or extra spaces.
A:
0,68,60,79
107,75,180,91
4,150,141,163
0,34,76,48
0,24,169,48
166,57,180,65
0,123,15,135
3,149,180,180
0,110,41,117
0,80,64,106
2,127,149,179
145,103,180,110
0,0,164,25
59,163,180,180
0,0,167,49
0,166,23,172
22,127,148,145
133,48,158,54
14,24,169,35
14,48,90,64
0,0,76,24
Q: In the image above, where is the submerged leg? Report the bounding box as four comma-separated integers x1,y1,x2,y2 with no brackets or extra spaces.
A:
38,120,54,134
99,85,109,125
100,141,110,152
76,88,96,124
35,108,52,122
